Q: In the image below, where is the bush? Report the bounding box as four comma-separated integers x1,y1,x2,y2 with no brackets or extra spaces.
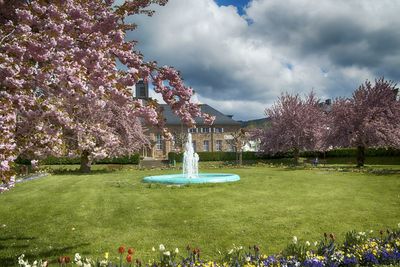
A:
16,154,140,165
168,147,400,163
168,151,292,163
303,147,400,158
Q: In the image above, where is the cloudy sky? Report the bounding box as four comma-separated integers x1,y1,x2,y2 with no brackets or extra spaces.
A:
128,0,400,121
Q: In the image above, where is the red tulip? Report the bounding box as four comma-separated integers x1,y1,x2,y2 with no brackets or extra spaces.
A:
58,256,65,263
64,256,71,263
119,246,125,254
126,254,132,263
128,247,135,255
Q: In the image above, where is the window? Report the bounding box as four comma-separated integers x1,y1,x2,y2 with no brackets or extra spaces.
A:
189,128,197,133
201,127,210,133
192,141,197,152
216,140,223,151
214,127,224,133
156,134,163,150
203,140,209,151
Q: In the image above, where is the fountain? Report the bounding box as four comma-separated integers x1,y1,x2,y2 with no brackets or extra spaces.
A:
142,133,240,184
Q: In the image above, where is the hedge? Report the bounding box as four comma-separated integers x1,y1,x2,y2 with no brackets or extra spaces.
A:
168,147,400,163
168,151,291,163
15,154,140,165
301,147,400,158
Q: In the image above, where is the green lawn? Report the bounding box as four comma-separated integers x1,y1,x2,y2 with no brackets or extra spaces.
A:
0,164,399,265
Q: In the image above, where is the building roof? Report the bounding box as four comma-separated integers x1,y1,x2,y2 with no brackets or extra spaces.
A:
239,117,271,128
160,104,241,126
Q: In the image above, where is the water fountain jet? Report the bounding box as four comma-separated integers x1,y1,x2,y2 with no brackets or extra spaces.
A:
143,133,240,184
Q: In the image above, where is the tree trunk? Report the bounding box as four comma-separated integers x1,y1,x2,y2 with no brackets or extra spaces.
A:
239,150,243,166
356,146,365,167
293,147,299,165
80,151,91,173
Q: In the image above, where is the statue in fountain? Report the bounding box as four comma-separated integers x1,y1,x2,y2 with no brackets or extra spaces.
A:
183,133,199,178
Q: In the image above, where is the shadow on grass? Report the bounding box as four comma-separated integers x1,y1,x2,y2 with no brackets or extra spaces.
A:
0,239,90,266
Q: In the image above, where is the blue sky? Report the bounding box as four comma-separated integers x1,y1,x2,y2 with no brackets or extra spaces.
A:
215,0,251,15
129,0,400,121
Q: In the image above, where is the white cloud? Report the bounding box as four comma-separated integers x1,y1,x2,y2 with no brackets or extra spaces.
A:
127,0,400,120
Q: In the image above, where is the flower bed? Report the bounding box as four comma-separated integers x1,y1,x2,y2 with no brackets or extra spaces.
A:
17,225,400,267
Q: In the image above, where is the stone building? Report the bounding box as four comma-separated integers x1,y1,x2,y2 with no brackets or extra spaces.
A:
134,82,241,159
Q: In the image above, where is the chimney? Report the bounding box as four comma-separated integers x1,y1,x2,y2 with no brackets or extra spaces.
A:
325,99,331,105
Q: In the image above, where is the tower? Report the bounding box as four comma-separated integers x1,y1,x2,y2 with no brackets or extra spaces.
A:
135,80,149,99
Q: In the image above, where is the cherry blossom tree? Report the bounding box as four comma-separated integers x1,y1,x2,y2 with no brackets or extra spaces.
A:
258,92,327,164
326,78,400,167
0,0,214,189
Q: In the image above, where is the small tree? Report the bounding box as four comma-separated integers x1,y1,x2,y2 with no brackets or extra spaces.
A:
226,129,247,165
326,78,400,167
258,92,327,164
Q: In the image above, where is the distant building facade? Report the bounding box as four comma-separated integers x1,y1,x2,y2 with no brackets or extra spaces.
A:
133,82,241,159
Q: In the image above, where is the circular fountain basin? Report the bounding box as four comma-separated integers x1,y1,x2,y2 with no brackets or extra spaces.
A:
143,173,240,184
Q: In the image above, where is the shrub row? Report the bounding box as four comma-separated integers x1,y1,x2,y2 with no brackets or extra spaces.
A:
168,147,400,162
15,154,140,165
168,151,294,162
302,147,400,158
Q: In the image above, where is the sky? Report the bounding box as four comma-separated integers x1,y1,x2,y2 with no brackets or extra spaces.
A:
127,0,400,121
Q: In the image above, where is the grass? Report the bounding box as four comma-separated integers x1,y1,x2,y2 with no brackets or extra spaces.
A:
0,164,399,265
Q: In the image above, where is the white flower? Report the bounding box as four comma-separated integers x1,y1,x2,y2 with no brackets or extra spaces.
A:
313,241,318,246
152,247,156,252
245,257,251,262
175,248,179,254
305,241,310,246
76,260,83,267
41,261,48,267
292,236,298,244
398,222,400,228
163,251,171,256
369,230,373,234
159,244,165,251
75,253,82,262
228,249,234,255
83,263,91,267
18,254,25,265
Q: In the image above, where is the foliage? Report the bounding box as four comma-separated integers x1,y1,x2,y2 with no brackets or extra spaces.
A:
257,92,328,163
32,154,140,165
0,0,214,189
326,78,400,166
168,151,297,162
168,148,400,163
301,147,400,158
16,225,400,267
